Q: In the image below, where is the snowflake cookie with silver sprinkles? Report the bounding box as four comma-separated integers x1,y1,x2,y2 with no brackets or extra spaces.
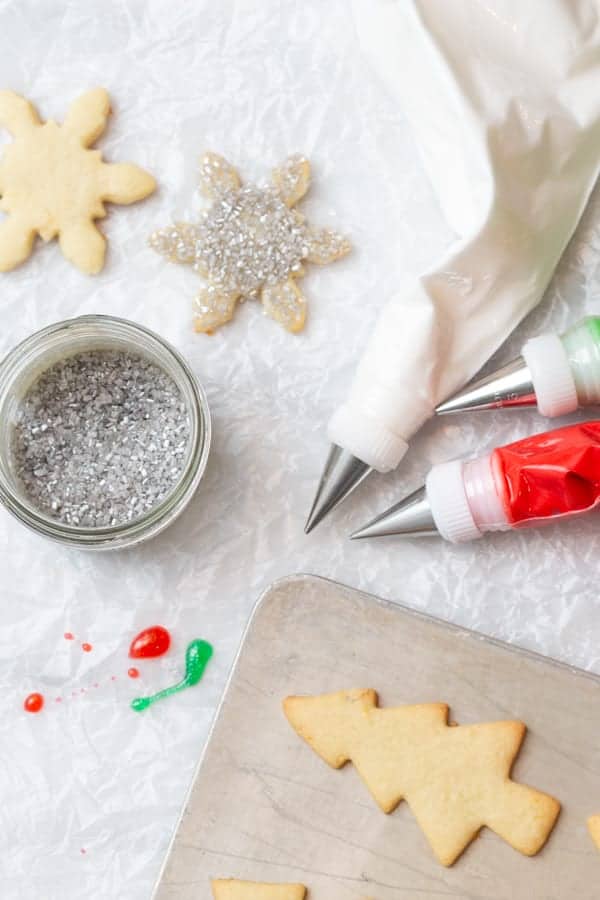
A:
148,153,351,334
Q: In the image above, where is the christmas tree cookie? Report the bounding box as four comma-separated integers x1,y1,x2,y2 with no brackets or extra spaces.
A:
0,88,155,273
284,689,560,866
212,880,306,899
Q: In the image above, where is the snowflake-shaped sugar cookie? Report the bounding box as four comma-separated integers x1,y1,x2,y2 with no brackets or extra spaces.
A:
0,88,156,273
149,153,350,333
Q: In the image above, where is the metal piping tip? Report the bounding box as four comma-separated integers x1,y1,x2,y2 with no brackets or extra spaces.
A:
305,445,372,534
350,485,437,539
435,356,536,415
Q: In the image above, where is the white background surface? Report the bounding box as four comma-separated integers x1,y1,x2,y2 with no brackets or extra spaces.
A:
1,2,599,898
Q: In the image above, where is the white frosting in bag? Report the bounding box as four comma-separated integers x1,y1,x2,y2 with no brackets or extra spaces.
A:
332,0,600,472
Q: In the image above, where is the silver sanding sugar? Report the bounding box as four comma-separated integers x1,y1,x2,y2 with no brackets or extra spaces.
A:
11,349,191,528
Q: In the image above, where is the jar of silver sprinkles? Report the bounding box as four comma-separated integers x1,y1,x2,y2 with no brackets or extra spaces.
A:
0,315,210,550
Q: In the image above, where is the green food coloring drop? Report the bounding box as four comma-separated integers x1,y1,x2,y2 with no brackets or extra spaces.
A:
131,639,213,712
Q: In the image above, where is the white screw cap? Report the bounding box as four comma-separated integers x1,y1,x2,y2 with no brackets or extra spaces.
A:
426,459,482,543
522,333,578,417
329,402,409,472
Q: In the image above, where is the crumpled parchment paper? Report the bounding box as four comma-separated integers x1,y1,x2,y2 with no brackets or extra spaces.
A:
1,2,599,899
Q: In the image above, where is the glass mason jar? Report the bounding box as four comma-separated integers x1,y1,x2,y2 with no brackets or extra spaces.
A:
0,315,211,550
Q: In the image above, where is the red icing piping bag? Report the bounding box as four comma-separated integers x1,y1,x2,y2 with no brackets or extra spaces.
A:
351,421,600,543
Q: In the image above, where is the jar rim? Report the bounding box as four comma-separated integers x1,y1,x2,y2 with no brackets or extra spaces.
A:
0,315,211,549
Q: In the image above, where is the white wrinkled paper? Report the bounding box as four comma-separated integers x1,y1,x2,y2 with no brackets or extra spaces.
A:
1,3,599,899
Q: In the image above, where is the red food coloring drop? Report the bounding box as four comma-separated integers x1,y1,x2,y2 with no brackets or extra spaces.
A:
81,643,93,652
80,848,86,855
64,632,74,640
24,693,44,713
129,625,171,659
55,697,63,703
128,667,140,679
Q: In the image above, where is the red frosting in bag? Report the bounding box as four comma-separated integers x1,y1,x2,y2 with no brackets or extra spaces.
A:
492,421,600,525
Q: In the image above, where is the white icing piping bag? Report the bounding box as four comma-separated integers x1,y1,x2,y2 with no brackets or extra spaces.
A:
305,0,600,533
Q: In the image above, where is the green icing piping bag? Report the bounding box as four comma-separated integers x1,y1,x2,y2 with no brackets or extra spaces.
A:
437,316,600,418
131,639,213,712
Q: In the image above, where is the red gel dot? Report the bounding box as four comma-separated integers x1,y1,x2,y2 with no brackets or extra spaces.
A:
55,697,63,703
128,667,140,679
80,848,86,855
24,693,44,713
129,625,171,659
64,632,74,640
81,643,93,652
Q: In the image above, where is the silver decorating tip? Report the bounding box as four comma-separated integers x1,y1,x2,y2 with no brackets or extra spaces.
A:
350,485,437,540
305,445,372,534
435,357,536,415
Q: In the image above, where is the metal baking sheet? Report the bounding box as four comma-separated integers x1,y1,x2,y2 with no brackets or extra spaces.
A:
153,574,600,899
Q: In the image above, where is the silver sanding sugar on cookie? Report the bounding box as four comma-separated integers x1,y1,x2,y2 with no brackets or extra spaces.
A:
149,152,351,334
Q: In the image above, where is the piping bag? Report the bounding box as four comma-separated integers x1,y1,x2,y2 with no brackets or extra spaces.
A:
437,316,600,417
351,421,600,543
306,0,600,533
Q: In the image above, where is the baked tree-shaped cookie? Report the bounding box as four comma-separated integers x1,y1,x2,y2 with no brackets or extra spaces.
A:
149,152,350,334
212,880,306,900
0,88,156,273
588,815,600,851
284,689,560,866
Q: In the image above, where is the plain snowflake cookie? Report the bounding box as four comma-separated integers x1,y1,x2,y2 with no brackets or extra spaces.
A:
284,688,560,866
0,88,156,273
